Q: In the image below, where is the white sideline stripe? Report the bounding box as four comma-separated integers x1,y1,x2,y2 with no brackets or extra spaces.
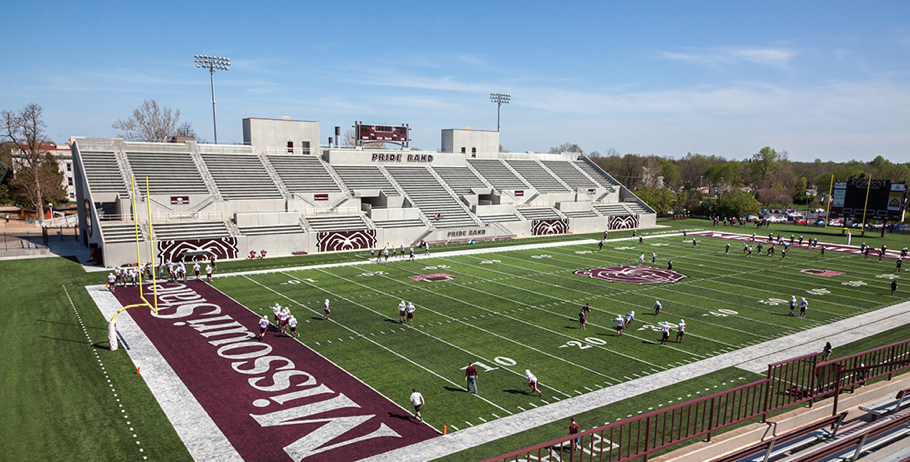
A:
359,298,910,462
88,285,243,462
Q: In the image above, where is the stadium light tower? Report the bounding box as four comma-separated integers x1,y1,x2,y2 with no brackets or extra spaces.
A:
490,93,510,132
194,55,231,143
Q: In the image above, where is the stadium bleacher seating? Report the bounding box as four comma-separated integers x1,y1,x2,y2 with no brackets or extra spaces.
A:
517,207,562,220
479,214,521,224
575,159,621,187
268,155,341,193
432,166,490,195
79,151,130,198
542,160,599,190
304,215,368,231
386,166,478,228
561,209,598,219
505,160,570,193
151,220,231,241
467,159,529,190
625,201,653,214
595,204,632,216
201,153,282,200
100,222,146,244
371,217,425,228
126,151,209,195
331,165,396,194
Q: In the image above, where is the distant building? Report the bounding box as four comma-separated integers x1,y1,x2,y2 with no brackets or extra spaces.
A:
10,144,76,201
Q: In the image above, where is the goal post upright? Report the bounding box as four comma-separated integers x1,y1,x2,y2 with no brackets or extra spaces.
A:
145,176,157,314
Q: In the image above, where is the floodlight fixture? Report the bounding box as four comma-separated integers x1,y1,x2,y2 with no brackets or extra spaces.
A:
194,55,231,143
490,93,511,132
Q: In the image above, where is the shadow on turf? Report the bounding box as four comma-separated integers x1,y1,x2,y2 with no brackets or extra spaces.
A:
91,341,110,349
502,388,533,395
386,411,415,422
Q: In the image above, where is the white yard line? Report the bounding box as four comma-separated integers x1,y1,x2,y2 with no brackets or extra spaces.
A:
87,286,243,462
358,298,910,462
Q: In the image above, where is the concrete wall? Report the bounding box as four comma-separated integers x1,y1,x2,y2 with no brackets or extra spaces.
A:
243,118,320,155
441,129,500,154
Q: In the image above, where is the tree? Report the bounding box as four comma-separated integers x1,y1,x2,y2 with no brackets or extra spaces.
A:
634,188,675,213
1,103,60,222
112,99,196,142
749,147,787,187
548,143,583,155
8,152,65,207
716,189,761,218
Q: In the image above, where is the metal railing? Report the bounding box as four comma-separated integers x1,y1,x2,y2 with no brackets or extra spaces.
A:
484,338,910,462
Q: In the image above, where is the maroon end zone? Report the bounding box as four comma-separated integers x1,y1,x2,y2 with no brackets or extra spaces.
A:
113,280,437,462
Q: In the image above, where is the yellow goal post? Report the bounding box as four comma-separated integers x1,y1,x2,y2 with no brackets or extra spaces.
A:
108,175,158,350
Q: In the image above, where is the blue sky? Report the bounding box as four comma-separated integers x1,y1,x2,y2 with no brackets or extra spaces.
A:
2,1,909,162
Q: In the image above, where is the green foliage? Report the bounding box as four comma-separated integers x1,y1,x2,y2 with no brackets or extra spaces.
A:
714,189,761,217
633,187,675,213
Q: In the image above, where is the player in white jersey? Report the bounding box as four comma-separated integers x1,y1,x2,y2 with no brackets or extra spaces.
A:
258,316,269,341
638,253,645,264
615,316,625,336
205,264,213,282
660,323,672,345
676,320,686,343
625,311,635,328
114,266,122,285
129,268,138,286
193,262,201,279
654,300,662,315
400,244,405,259
398,300,407,323
107,273,116,292
288,316,298,338
272,303,281,324
279,308,290,333
525,370,542,397
789,296,797,316
799,298,808,318
323,299,331,320
406,302,416,326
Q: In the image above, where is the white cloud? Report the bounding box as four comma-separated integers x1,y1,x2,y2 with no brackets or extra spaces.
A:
662,46,795,68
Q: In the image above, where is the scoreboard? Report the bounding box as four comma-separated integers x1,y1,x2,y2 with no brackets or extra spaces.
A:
356,123,409,144
829,179,907,222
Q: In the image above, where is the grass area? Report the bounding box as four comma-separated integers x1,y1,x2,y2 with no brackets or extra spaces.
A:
1,218,907,461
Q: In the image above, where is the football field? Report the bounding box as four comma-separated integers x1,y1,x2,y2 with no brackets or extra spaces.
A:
210,227,908,450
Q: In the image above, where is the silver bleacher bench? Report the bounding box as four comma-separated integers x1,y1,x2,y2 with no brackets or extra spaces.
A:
860,389,909,420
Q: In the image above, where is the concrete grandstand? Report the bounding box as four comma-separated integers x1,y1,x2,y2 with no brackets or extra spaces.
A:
71,118,655,267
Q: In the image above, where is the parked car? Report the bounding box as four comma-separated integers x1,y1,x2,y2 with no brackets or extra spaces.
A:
768,216,787,223
797,219,808,225
816,219,826,226
814,208,825,213
747,215,759,222
830,219,843,226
